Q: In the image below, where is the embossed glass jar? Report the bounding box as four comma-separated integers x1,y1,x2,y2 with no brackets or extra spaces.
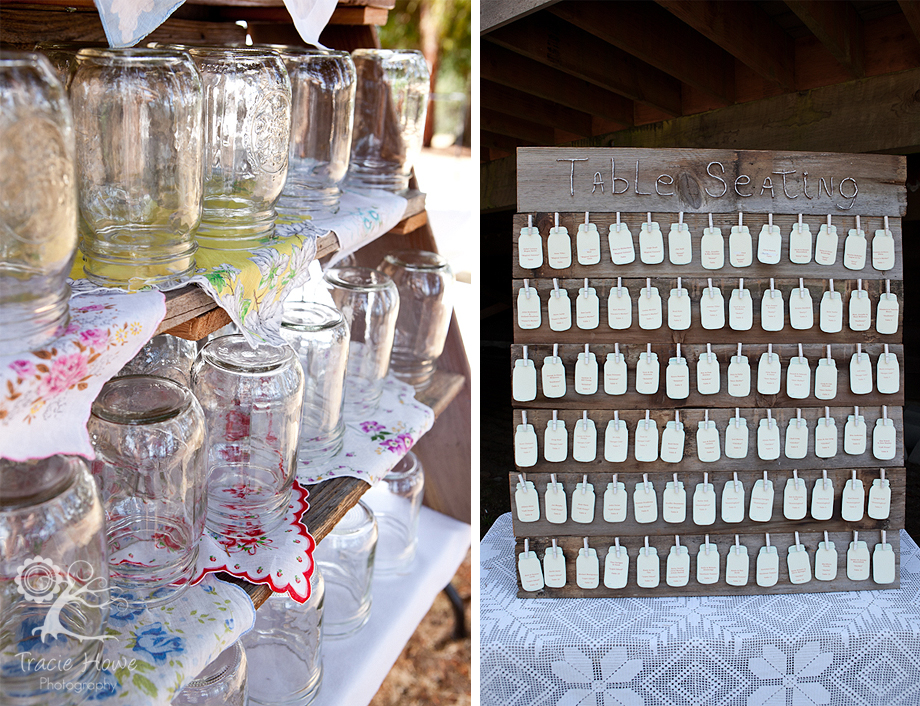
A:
35,42,107,89
345,49,429,194
88,375,207,607
118,333,198,387
0,51,77,351
0,456,109,706
172,641,249,706
185,47,292,250
70,48,203,288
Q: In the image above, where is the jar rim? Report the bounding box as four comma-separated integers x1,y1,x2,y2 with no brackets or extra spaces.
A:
184,642,242,690
382,250,450,271
184,46,283,60
280,302,345,332
75,48,192,63
92,375,192,425
200,334,295,374
383,450,421,481
0,50,54,70
0,456,82,510
323,267,394,292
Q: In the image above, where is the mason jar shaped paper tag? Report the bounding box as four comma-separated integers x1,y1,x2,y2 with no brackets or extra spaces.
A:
608,289,632,330
697,421,721,462
604,548,629,589
815,223,838,266
636,547,660,588
756,545,779,587
726,545,750,586
758,420,781,461
724,418,749,459
731,224,753,267
666,357,690,400
849,354,872,395
545,482,568,524
662,480,686,522
574,352,598,396
873,418,896,460
872,228,895,271
548,289,572,332
515,424,538,467
543,548,566,588
576,287,600,330
542,356,567,398
547,226,571,269
576,547,599,589
608,223,635,265
844,228,867,270
786,356,811,400
700,227,724,270
784,418,809,460
572,418,597,462
666,545,690,587
667,288,691,330
668,223,692,265
518,550,544,591
757,223,781,264
604,353,627,395
844,414,867,455
847,539,870,581
761,290,784,331
700,287,725,330
787,544,812,584
877,292,899,335
727,355,751,397
697,544,720,584
633,481,658,522
603,481,627,522
877,353,899,395
518,226,543,269
571,481,596,523
820,291,843,333
789,287,814,330
659,421,685,464
814,417,838,458
873,543,896,584
722,480,746,523
868,478,891,519
517,288,541,330
635,351,660,395
512,359,537,402
815,541,838,581
576,223,601,265
841,477,865,521
635,420,659,462
639,221,664,264
783,478,808,520
849,291,871,331
693,482,716,525
789,222,812,264
515,480,539,521
638,287,663,330
604,421,628,462
544,420,568,463
757,352,781,395
814,358,837,401
729,288,753,330
811,478,835,521
696,355,721,396
749,478,775,522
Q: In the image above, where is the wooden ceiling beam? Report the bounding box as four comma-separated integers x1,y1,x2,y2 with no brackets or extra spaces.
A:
482,108,555,145
481,79,593,137
481,44,633,128
549,1,734,105
481,0,561,34
785,0,865,77
481,130,532,154
899,0,920,46
486,13,683,116
656,0,795,91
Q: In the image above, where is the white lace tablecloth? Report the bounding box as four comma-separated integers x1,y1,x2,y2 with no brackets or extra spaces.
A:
480,513,920,706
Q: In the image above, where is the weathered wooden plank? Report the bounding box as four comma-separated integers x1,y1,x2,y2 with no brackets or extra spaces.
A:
900,0,920,46
482,131,532,154
163,306,232,341
482,108,555,144
512,405,904,473
388,211,428,236
516,148,907,216
481,79,594,137
481,0,561,34
786,0,865,78
510,468,905,539
511,277,904,345
514,530,899,597
511,342,904,410
482,154,518,213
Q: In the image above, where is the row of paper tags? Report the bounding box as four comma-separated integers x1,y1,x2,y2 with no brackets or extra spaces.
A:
513,344,899,401
513,469,891,524
518,213,897,271
515,407,898,464
517,278,899,334
517,531,897,591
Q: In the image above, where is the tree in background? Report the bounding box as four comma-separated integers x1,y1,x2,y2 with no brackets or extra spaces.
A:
379,0,471,148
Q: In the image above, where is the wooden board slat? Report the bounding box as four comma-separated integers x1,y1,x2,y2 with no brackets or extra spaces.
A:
163,306,232,341
785,0,865,78
481,0,561,34
513,405,904,473
900,0,920,45
481,79,594,138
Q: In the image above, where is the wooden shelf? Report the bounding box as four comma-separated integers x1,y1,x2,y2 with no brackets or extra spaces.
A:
221,369,466,608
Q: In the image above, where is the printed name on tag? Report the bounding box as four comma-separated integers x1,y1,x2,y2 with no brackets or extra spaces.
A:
512,358,537,402
749,477,774,522
757,351,781,395
574,352,598,396
547,226,571,270
872,228,895,271
721,479,745,523
814,357,837,401
847,539,870,581
877,291,899,335
696,420,721,463
635,351,660,395
515,480,539,522
518,226,543,270
725,545,750,587
666,357,690,400
576,547,599,589
756,545,779,587
575,287,600,330
571,481,596,523
668,223,692,265
696,354,721,396
700,286,725,330
604,547,629,589
877,352,900,394
815,541,837,581
543,420,568,463
608,287,633,330
603,481,628,522
731,223,753,267
727,354,751,398
757,419,781,461
868,478,891,520
756,223,781,264
638,286,663,330
844,414,866,455
633,480,658,522
849,352,872,395
517,287,541,330
608,223,635,265
666,545,690,587
786,356,811,400
697,544,720,585
519,550,544,591
783,477,808,520
815,222,838,266
659,421,685,464
849,290,871,332
784,417,808,460
639,221,664,264
576,222,601,265
668,288,691,330
542,356,567,398
819,291,843,333
543,548,566,588
572,417,597,462
662,480,686,523
700,226,724,269
811,476,834,521
604,352,627,395
844,228,866,270
787,544,812,585
789,221,812,264
547,289,572,332
873,417,896,461
761,288,784,332
604,420,628,462
544,482,567,524
728,286,754,331
814,416,837,459
724,418,749,459
841,476,865,521
514,424,538,468
789,285,814,330
636,547,660,588
693,482,716,525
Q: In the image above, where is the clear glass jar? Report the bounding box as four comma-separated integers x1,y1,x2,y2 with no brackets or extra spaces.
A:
313,501,377,638
70,48,203,288
243,567,324,706
88,375,207,607
0,456,109,706
118,333,198,387
35,42,107,89
0,51,77,351
323,267,399,418
345,49,430,194
280,302,348,466
185,47,291,250
361,450,424,574
277,48,355,214
172,641,248,706
192,335,304,539
378,250,454,390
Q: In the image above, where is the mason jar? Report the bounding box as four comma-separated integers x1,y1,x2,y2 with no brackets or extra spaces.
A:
172,641,248,706
118,333,198,387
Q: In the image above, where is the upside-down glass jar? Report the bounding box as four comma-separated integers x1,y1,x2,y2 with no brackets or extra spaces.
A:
171,641,249,706
88,375,207,607
0,51,77,351
345,49,430,194
118,333,198,387
0,456,110,706
192,335,304,539
70,48,203,288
